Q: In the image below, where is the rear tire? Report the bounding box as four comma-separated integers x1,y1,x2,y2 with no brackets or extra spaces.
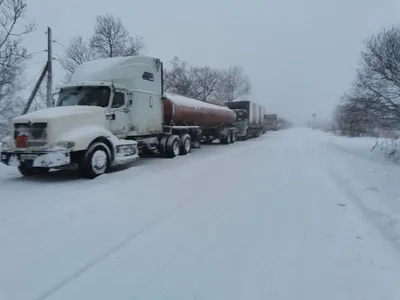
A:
180,134,191,155
165,135,180,158
80,142,111,179
221,133,231,144
158,135,168,158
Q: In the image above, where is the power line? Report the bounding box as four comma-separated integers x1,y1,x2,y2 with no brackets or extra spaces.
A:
30,50,47,56
53,40,67,49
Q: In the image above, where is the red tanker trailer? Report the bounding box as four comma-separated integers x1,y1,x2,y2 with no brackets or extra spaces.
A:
163,93,236,127
162,93,238,148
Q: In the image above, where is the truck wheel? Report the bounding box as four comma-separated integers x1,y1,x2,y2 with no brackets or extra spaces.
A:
159,135,168,157
243,129,249,140
80,142,110,179
18,166,49,177
165,135,180,158
230,131,236,143
221,134,229,144
180,134,191,155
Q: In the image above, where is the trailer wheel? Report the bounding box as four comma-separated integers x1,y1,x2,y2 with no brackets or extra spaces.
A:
165,135,180,158
230,131,236,143
80,142,111,179
180,134,191,155
243,129,249,140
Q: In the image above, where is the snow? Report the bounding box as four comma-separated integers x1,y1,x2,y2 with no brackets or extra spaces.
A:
69,56,159,91
1,128,400,299
165,92,233,111
13,106,104,122
70,57,134,83
32,151,70,168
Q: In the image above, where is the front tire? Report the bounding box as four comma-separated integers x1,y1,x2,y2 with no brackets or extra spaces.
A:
80,142,111,179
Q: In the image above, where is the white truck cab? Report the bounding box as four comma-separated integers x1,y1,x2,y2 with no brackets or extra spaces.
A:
0,56,165,178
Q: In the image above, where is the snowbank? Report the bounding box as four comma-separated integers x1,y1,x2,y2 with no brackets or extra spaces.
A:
372,138,400,163
324,132,400,249
326,133,400,164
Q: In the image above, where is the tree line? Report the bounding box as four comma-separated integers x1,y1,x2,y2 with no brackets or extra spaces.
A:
0,1,252,136
333,26,400,137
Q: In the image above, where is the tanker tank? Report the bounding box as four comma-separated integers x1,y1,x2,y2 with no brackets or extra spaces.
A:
163,93,236,127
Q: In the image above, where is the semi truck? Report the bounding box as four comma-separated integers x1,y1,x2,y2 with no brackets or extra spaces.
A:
0,56,238,179
224,100,266,140
265,114,278,131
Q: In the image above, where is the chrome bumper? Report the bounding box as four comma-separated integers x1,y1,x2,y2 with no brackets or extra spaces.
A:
1,149,71,168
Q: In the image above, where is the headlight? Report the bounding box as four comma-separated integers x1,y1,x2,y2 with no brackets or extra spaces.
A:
56,141,75,148
116,144,136,156
1,141,9,149
1,136,11,150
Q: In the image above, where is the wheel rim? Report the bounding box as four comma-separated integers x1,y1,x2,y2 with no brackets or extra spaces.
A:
173,139,180,156
91,149,108,174
184,138,191,152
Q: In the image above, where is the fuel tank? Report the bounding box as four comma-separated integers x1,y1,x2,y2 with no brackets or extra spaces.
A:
163,93,236,127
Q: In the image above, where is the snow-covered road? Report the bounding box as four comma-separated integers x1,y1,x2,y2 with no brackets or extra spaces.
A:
1,128,400,300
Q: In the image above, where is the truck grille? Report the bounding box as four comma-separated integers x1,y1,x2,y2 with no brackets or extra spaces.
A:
14,122,47,148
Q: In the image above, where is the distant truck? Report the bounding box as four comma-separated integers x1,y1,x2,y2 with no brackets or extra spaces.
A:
1,56,238,179
225,100,266,140
264,114,278,131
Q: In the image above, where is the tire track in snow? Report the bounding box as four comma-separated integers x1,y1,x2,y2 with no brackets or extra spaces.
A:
30,192,193,300
32,135,277,300
28,137,270,300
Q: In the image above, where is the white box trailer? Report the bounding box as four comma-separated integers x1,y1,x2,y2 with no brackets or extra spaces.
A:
225,100,266,139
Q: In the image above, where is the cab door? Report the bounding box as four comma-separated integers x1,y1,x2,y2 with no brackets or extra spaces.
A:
107,90,130,137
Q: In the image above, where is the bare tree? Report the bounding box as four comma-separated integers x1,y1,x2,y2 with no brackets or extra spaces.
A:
334,25,400,136
164,57,252,103
58,36,95,76
190,66,221,101
60,14,144,78
90,14,144,57
213,65,251,104
163,57,193,96
0,0,35,136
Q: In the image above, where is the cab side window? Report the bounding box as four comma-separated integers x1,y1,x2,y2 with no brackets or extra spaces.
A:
112,92,125,108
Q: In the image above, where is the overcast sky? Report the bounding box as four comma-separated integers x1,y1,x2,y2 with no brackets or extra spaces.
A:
22,0,399,124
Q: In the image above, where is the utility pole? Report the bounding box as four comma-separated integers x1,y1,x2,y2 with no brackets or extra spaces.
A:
46,26,53,107
21,26,53,115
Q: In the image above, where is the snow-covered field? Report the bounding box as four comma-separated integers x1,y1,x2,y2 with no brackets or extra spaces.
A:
1,128,400,300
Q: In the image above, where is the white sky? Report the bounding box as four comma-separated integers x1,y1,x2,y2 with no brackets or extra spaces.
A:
22,0,400,124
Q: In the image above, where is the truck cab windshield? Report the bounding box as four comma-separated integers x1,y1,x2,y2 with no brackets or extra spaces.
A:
57,86,111,107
